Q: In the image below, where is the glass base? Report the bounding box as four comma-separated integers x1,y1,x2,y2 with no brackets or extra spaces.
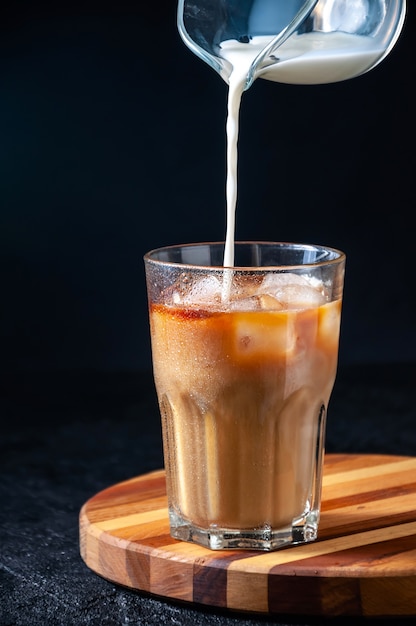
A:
169,509,320,551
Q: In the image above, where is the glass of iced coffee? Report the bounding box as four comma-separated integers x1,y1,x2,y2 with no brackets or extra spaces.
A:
144,241,345,551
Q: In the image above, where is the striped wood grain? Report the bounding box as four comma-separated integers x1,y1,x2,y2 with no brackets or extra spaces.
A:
79,454,416,616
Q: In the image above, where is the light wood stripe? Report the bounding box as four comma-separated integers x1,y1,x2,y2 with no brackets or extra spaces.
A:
323,457,416,486
95,508,169,531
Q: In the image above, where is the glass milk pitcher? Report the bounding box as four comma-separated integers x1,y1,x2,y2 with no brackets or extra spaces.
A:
178,0,407,89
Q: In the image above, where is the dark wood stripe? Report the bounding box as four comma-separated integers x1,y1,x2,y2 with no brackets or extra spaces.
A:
322,481,416,511
268,575,362,616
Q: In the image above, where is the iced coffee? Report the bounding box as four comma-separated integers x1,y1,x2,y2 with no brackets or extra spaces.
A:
145,242,345,550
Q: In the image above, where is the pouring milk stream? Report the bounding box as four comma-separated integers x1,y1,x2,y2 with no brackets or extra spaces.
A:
177,0,406,277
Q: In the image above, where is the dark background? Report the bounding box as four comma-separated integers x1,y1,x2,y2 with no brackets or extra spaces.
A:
1,1,415,375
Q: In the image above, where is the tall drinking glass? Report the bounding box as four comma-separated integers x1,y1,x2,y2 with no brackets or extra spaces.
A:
144,241,345,551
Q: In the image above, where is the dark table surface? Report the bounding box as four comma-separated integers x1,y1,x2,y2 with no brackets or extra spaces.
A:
1,363,416,626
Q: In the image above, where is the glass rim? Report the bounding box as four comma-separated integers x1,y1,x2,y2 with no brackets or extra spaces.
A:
143,240,346,271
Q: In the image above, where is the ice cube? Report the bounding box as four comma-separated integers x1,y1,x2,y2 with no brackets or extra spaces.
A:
261,273,310,291
257,293,283,311
232,311,296,359
229,296,261,311
177,275,223,306
260,273,325,309
318,300,341,347
228,293,283,311
229,273,263,298
277,284,326,309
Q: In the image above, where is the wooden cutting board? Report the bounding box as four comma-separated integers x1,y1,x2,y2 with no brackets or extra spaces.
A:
79,454,416,617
